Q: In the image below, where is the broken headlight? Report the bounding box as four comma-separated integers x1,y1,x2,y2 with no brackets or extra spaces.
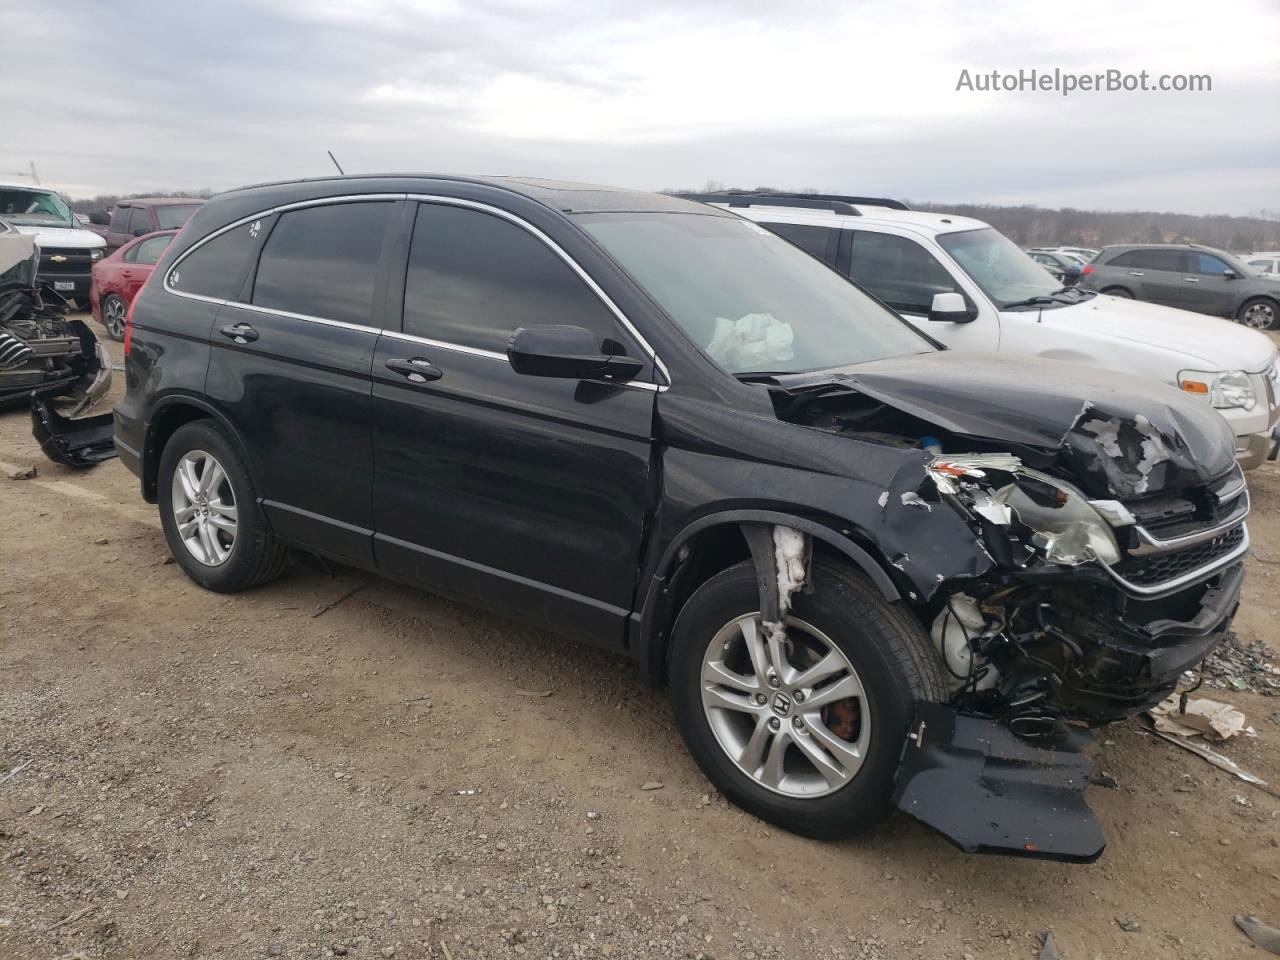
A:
1178,369,1256,412
993,472,1121,566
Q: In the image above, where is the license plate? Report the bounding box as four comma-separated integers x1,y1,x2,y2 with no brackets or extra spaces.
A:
53,281,75,291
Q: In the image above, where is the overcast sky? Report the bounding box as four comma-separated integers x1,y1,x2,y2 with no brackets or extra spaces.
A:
4,0,1278,215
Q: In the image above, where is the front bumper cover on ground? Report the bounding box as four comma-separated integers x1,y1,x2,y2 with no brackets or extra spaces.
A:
31,397,117,468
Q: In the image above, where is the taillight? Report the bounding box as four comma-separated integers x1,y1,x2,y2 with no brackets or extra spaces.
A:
1080,264,1094,276
123,268,159,356
122,295,136,355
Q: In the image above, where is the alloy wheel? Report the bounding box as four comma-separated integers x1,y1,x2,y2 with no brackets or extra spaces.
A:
700,614,870,798
171,449,238,565
103,297,127,339
1241,301,1275,330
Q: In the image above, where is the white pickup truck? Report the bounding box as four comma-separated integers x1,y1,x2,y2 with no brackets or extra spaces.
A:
0,182,106,307
688,193,1280,469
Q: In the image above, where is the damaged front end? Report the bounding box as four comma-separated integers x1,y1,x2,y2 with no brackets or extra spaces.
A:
768,354,1248,860
1,223,116,467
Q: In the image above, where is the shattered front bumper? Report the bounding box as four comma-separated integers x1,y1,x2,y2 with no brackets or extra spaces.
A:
1052,560,1243,723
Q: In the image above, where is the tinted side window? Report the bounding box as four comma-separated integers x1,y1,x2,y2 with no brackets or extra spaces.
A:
134,234,172,265
126,207,153,235
1132,249,1185,271
109,207,129,232
169,220,263,301
763,222,837,264
403,203,625,354
1107,251,1140,267
252,202,392,326
1191,253,1229,275
848,231,961,314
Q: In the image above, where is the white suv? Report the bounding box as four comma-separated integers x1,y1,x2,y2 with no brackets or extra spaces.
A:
685,193,1280,469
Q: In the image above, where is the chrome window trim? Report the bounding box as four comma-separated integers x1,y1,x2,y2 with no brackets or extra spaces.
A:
222,300,380,335
162,191,670,390
1099,523,1249,596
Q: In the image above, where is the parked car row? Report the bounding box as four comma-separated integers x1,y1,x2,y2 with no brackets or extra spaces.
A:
100,174,1275,862
1080,243,1280,331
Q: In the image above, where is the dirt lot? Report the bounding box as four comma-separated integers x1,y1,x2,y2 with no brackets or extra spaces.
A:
2,325,1279,960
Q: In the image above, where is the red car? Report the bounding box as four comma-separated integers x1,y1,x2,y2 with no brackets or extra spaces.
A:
89,229,176,340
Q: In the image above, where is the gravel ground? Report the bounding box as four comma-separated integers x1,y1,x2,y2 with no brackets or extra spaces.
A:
1,326,1278,960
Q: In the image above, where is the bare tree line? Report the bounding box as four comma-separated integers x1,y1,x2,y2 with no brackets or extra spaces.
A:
667,182,1280,252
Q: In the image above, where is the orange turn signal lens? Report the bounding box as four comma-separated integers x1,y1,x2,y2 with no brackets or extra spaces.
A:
1180,380,1209,394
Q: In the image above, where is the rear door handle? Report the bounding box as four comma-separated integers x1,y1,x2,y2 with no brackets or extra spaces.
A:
1183,277,1200,283
219,322,259,343
385,357,443,384
1127,271,1145,277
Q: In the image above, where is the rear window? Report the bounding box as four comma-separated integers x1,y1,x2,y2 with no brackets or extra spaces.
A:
155,204,201,230
168,220,263,301
252,202,393,326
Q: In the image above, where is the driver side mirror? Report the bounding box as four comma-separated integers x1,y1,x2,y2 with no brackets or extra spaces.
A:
508,325,644,381
1222,267,1238,280
928,291,975,323
88,209,110,226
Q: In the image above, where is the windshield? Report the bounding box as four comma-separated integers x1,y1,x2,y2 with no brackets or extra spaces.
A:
938,228,1064,308
154,204,201,229
577,212,933,375
0,188,75,228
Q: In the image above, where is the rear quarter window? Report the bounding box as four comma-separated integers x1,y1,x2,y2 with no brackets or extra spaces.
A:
168,219,266,301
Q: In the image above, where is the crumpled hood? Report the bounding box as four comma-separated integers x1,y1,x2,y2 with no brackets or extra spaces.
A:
780,351,1238,499
12,224,106,251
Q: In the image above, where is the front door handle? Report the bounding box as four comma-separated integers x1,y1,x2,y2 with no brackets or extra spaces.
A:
385,357,443,384
1127,271,1145,277
1183,277,1200,283
219,322,258,343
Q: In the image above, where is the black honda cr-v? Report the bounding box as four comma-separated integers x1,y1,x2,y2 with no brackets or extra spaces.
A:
115,175,1249,861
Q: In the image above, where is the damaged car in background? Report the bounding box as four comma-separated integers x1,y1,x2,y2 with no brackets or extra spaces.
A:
116,177,1249,863
0,217,116,466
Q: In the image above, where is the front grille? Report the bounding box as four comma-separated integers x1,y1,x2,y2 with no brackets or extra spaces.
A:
38,249,93,277
1114,525,1244,587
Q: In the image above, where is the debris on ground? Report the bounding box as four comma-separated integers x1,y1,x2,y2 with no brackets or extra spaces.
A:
640,780,664,791
5,464,35,480
1090,772,1119,789
1148,695,1246,740
1115,916,1141,932
1204,631,1279,696
1152,730,1277,797
1037,930,1059,959
1235,915,1280,955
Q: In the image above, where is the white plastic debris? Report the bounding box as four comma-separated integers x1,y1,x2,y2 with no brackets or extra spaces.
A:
706,313,794,370
772,525,807,620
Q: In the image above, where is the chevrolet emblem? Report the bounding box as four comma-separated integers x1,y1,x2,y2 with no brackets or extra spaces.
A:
50,255,67,263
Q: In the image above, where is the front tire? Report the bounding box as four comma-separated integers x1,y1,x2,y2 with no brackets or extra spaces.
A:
1101,286,1134,299
669,559,944,840
1236,297,1278,331
158,420,287,593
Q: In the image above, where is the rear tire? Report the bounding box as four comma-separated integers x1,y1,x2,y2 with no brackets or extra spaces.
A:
1101,286,1134,299
101,294,127,340
1236,297,1278,331
669,558,944,840
158,420,287,593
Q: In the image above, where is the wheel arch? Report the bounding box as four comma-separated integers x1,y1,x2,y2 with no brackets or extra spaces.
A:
637,509,902,688
142,396,249,503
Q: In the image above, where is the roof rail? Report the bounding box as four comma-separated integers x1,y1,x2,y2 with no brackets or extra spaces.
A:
676,192,864,216
754,191,910,211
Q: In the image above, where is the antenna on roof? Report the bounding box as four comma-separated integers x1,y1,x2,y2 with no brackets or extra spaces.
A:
2,161,40,185
327,151,345,176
